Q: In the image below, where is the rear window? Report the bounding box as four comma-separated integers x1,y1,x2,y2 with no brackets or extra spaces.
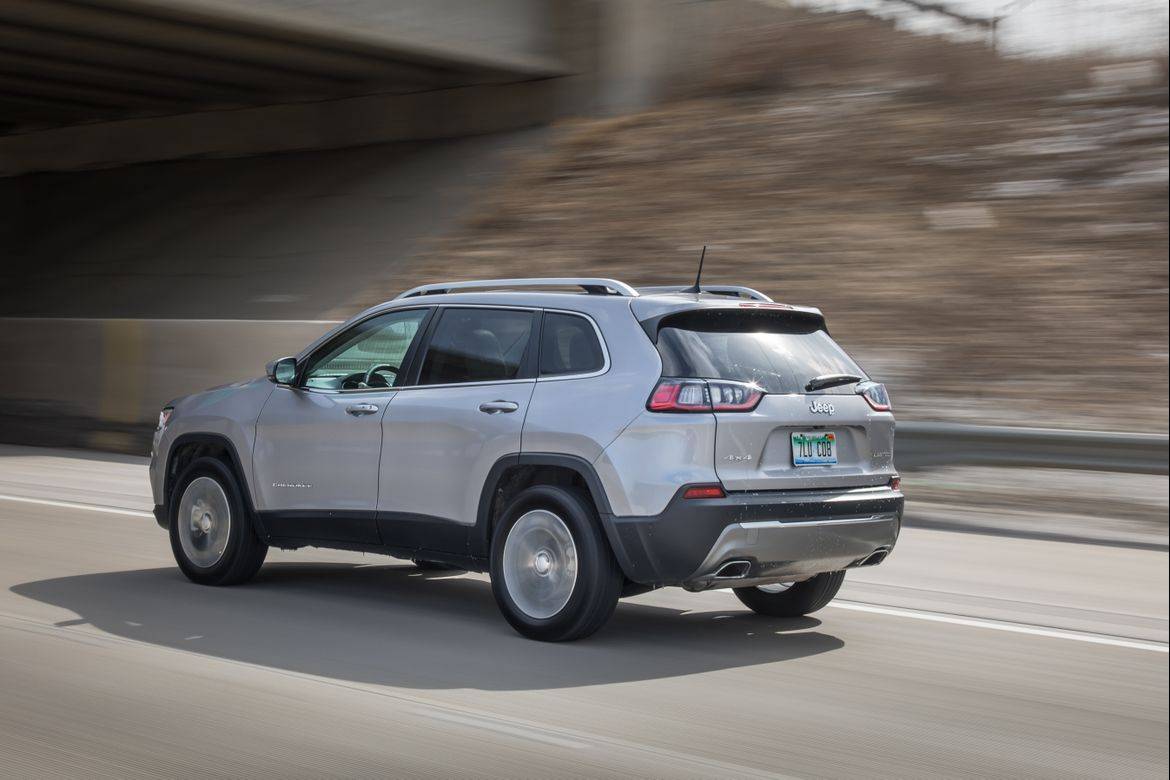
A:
654,310,866,395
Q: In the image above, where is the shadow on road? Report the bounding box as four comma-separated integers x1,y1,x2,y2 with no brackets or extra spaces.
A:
13,562,843,691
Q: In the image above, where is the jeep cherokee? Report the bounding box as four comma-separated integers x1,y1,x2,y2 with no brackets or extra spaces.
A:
150,278,903,641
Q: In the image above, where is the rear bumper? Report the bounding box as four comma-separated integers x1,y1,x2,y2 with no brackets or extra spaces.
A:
604,484,903,589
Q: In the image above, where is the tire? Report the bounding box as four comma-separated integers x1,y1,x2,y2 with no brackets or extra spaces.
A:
169,456,268,586
490,485,622,642
733,571,845,617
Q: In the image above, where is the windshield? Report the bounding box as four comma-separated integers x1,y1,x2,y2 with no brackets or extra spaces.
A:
654,312,866,395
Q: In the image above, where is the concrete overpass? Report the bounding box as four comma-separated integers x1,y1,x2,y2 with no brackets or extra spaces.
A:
0,0,564,130
0,0,583,175
0,0,793,449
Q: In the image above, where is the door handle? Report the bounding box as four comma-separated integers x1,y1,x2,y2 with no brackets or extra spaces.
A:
479,400,519,414
345,403,380,416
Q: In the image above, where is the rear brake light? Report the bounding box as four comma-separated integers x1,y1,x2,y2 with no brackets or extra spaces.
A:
647,379,763,412
648,379,710,411
684,484,726,499
857,381,892,412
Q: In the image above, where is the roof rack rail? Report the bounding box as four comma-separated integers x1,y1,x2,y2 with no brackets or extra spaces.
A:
395,278,639,299
636,285,773,302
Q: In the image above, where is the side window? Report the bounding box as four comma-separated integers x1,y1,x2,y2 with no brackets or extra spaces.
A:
539,312,605,376
302,308,428,390
418,308,535,385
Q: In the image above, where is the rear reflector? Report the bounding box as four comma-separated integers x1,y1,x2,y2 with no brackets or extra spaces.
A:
889,477,901,491
648,378,763,413
683,484,726,499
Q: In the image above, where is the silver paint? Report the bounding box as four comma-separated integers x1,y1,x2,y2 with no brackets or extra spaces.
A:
149,282,901,589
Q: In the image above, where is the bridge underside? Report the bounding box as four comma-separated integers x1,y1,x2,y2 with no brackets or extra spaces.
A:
0,0,564,133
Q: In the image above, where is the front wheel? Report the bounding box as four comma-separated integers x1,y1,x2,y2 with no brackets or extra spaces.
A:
733,571,845,617
490,485,622,641
169,457,267,586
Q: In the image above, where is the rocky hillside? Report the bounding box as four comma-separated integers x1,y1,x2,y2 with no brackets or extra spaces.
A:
361,10,1169,430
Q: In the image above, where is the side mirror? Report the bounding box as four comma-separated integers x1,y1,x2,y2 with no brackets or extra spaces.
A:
266,356,298,385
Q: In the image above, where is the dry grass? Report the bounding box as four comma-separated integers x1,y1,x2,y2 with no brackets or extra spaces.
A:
362,10,1169,430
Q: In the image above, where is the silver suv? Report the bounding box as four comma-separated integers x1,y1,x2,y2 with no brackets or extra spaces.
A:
150,278,902,641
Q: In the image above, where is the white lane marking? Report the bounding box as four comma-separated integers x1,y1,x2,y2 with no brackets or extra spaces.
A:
828,601,1169,653
6,491,1164,654
0,493,152,518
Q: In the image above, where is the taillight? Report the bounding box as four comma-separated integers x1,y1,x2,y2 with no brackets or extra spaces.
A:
708,380,764,411
857,381,892,412
647,379,763,412
648,379,710,412
683,484,726,499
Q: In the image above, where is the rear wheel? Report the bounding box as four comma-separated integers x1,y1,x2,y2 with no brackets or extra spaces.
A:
490,485,622,641
733,571,845,617
169,457,267,586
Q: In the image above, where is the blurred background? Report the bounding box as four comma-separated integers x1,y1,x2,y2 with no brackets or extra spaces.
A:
2,0,1166,536
0,2,1167,776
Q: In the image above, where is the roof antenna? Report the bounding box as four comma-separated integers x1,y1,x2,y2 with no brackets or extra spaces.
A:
684,245,706,294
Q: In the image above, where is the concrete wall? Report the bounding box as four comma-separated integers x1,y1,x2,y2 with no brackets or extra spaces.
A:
0,318,336,452
0,81,561,178
1,128,549,320
595,0,795,111
238,0,558,63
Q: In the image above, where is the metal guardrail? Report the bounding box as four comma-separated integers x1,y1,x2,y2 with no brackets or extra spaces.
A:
897,422,1170,475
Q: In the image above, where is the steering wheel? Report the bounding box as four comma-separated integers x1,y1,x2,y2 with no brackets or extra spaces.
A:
361,364,399,388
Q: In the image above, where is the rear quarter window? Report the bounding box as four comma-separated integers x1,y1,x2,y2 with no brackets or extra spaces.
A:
654,309,866,394
540,312,605,376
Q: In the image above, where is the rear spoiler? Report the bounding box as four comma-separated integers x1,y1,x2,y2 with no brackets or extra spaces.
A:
635,301,828,342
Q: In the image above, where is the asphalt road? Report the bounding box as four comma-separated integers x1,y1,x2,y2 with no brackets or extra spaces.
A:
0,446,1166,778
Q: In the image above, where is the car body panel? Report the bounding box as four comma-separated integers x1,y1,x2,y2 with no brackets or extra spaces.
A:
253,385,392,512
522,301,660,467
150,377,273,507
713,394,895,491
593,411,719,516
378,380,535,525
607,484,903,588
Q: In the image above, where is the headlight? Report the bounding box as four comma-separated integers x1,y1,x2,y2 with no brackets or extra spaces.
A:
157,407,174,430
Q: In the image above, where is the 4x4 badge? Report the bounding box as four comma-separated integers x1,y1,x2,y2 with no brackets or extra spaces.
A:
809,400,835,415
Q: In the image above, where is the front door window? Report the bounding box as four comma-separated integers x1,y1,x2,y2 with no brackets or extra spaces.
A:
303,308,429,391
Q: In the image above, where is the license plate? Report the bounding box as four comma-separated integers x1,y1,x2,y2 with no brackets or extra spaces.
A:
792,431,837,466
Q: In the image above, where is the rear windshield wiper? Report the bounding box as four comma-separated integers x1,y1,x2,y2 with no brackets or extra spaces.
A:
804,373,863,392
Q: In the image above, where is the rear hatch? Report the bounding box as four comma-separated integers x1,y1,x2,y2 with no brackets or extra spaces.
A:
646,304,896,491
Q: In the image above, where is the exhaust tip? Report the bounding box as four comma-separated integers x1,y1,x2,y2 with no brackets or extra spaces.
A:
854,547,891,567
713,560,752,579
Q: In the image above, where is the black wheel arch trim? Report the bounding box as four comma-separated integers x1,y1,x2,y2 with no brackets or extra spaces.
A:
162,432,267,537
473,452,642,579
